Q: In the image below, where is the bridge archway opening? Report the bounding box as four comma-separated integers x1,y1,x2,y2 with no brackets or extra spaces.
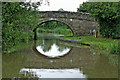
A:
33,20,74,40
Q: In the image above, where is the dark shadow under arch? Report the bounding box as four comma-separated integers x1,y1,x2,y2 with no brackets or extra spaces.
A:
33,20,74,40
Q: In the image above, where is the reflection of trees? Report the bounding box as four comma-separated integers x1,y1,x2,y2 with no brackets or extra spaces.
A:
42,38,55,52
36,37,70,52
36,38,56,52
56,41,70,52
58,45,69,52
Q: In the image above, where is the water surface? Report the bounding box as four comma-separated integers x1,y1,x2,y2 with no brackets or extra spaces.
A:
2,33,118,78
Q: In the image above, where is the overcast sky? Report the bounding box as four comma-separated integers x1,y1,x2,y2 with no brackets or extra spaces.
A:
38,0,88,12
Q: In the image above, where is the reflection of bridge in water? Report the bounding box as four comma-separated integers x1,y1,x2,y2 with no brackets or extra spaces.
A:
31,46,98,69
28,39,98,69
32,44,72,58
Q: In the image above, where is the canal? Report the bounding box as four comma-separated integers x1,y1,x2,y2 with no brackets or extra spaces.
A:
2,33,118,78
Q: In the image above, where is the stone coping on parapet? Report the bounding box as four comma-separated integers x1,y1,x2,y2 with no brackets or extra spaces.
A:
39,11,90,15
38,11,94,21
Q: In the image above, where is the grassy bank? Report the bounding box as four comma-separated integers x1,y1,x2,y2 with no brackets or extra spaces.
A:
37,28,73,36
61,35,120,54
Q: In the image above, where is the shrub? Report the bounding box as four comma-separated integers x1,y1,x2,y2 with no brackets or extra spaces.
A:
109,42,119,54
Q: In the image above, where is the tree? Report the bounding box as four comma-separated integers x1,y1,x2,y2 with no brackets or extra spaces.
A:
77,2,120,38
2,2,41,53
58,8,64,11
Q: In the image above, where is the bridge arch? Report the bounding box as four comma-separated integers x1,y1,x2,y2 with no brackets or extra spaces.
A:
33,11,98,40
33,20,74,40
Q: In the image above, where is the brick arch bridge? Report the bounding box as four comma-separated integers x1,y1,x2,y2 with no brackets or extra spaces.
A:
33,11,98,40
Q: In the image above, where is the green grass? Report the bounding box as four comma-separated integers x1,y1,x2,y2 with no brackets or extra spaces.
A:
60,35,119,54
37,28,73,36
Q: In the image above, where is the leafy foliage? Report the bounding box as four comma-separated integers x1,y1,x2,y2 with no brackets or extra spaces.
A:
77,2,120,38
2,2,40,53
58,8,64,11
39,21,69,29
109,42,119,54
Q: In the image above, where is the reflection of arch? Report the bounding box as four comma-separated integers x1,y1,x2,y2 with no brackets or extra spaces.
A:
31,41,73,58
33,20,74,40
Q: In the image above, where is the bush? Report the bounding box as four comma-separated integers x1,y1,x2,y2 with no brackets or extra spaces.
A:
99,18,120,38
109,42,119,54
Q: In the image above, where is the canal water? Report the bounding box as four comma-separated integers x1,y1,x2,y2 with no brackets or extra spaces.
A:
2,33,118,78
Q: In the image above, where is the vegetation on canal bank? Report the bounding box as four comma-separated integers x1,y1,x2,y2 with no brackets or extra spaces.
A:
3,39,34,54
37,28,73,36
60,35,120,55
2,2,40,53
